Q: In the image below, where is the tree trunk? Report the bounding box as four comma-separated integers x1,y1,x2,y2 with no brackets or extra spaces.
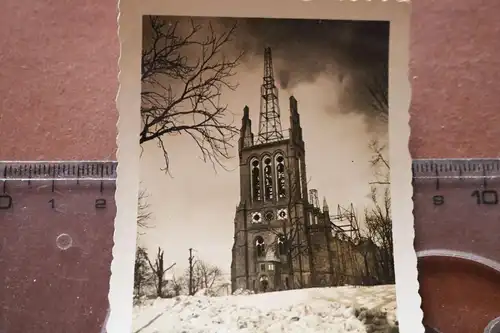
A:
156,272,163,297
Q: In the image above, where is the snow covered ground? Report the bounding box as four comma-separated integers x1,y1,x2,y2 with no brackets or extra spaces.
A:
132,285,397,333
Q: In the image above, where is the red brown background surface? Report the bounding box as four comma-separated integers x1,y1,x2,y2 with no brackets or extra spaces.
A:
1,0,499,332
409,2,500,331
0,1,119,332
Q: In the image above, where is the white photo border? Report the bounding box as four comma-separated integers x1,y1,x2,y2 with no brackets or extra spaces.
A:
113,0,420,332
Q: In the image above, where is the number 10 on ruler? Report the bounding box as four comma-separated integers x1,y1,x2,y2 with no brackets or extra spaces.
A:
471,190,498,205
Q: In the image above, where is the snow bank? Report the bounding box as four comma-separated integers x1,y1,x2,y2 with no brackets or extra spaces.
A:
132,285,397,333
232,288,255,296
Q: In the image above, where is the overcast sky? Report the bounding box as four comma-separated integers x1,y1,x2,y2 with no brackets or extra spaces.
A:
138,16,389,280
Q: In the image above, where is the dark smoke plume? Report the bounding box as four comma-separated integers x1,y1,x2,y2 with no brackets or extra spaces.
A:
278,70,290,90
222,18,388,91
148,16,389,124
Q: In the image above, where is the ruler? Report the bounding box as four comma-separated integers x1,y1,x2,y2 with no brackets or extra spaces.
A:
1,159,499,333
0,161,117,333
413,159,500,333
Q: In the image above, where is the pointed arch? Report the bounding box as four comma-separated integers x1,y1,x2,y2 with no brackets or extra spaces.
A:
274,153,286,199
250,157,261,201
255,236,265,257
262,155,273,201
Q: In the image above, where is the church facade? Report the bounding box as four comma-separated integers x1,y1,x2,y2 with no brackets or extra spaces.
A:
230,48,379,293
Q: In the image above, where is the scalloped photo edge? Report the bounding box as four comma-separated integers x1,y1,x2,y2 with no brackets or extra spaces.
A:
113,0,420,332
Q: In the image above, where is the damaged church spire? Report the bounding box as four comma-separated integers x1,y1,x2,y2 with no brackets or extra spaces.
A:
257,47,284,144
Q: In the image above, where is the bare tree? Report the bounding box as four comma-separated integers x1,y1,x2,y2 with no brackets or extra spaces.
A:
134,246,153,298
182,260,224,295
196,261,224,295
134,189,154,299
365,137,394,283
329,205,369,285
170,275,184,296
145,247,176,297
364,62,392,283
141,15,244,171
137,187,153,230
364,187,394,283
263,168,311,289
368,139,390,185
366,62,388,123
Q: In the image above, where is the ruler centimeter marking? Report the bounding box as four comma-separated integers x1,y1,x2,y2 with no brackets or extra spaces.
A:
3,159,497,180
411,159,500,333
2,159,498,179
412,158,500,178
0,158,498,210
0,161,117,181
0,159,498,333
0,160,117,333
412,158,500,205
0,161,117,210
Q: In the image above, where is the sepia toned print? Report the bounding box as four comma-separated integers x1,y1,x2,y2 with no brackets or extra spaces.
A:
134,15,395,333
114,1,418,333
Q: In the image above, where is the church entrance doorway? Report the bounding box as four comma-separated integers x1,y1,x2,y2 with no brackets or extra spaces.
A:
259,275,269,292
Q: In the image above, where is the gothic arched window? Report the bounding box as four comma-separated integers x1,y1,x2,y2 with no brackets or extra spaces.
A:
277,234,286,256
275,154,286,199
262,156,273,201
255,236,265,257
250,158,261,201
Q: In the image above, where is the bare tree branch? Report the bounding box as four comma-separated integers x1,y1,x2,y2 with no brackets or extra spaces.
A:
256,161,312,287
137,187,153,231
181,259,224,295
368,139,390,186
141,16,244,172
170,274,185,296
145,247,176,297
134,246,153,298
364,138,394,284
364,187,394,283
194,260,223,291
365,62,388,123
232,155,312,290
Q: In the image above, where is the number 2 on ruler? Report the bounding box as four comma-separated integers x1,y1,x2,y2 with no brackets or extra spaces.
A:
45,198,108,209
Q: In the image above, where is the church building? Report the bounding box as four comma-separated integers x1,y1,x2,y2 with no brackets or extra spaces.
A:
230,47,378,293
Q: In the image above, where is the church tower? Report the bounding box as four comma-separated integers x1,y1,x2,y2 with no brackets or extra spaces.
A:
231,47,313,293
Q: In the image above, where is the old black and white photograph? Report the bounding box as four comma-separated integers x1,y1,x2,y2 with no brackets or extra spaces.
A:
131,14,399,333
